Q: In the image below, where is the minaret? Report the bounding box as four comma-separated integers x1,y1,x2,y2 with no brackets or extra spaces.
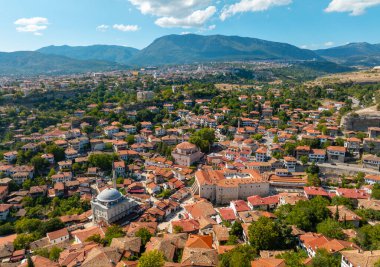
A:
112,162,117,189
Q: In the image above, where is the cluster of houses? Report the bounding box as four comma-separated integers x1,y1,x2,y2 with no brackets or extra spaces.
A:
1,86,380,266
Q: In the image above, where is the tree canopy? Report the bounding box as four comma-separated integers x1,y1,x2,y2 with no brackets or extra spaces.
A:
138,250,165,267
189,128,215,153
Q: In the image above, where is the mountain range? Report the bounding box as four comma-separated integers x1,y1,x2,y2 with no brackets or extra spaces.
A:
315,42,380,67
0,51,127,76
0,34,379,75
37,45,139,65
128,34,320,65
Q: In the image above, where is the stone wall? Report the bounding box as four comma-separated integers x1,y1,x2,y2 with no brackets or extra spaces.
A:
341,114,380,132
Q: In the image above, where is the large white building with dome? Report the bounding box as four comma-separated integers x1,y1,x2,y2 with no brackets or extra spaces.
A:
91,187,137,224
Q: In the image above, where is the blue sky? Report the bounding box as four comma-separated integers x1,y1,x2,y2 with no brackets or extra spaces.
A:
1,0,380,51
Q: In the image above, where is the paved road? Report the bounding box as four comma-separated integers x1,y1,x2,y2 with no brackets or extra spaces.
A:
317,162,380,175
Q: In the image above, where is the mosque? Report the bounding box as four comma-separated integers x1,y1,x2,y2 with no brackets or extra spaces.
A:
91,173,137,224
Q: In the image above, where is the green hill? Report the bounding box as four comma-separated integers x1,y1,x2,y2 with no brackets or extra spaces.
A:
129,34,321,65
0,51,127,76
37,45,139,64
315,43,380,66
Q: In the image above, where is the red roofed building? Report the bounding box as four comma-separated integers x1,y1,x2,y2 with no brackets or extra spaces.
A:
171,142,204,167
0,186,8,201
364,174,380,184
170,219,200,234
185,234,213,249
336,188,370,201
256,147,268,162
251,258,285,267
113,161,126,177
218,208,236,222
230,200,250,215
47,228,69,245
284,156,297,172
296,146,311,160
303,187,329,199
300,233,358,258
0,204,12,221
72,226,105,244
326,146,346,163
192,169,269,205
247,195,280,211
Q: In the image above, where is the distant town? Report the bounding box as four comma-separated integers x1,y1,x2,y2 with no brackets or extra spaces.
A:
0,64,380,267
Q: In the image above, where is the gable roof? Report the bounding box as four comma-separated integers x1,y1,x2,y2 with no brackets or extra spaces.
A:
185,234,213,249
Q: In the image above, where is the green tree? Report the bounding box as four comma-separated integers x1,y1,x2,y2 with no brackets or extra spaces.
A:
0,223,15,236
248,217,294,250
252,134,263,141
230,221,243,238
31,155,49,175
38,218,65,236
48,168,56,177
276,250,308,267
284,142,297,156
13,233,36,249
307,173,321,187
219,245,258,267
173,225,183,234
45,144,65,162
372,184,380,200
316,219,345,239
104,225,125,245
300,155,309,165
126,135,135,145
34,248,50,258
88,153,117,172
189,128,215,153
355,224,380,250
249,217,278,250
135,227,152,247
15,218,40,234
355,209,380,222
85,234,103,244
331,196,354,210
312,249,341,267
49,246,63,261
334,138,344,147
306,162,319,175
157,189,171,199
226,234,239,245
278,196,330,232
26,255,35,267
22,179,35,190
138,250,165,267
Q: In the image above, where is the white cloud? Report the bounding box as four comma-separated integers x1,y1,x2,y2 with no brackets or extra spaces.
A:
325,0,380,15
14,17,48,35
113,24,140,32
208,24,216,30
128,0,212,17
128,0,215,28
155,6,216,28
220,0,292,21
96,24,109,32
300,45,308,49
324,41,334,46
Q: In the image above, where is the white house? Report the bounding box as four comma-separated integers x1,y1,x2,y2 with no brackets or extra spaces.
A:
47,228,70,245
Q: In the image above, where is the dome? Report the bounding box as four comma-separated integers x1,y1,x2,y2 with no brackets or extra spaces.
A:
176,142,196,150
97,188,122,202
